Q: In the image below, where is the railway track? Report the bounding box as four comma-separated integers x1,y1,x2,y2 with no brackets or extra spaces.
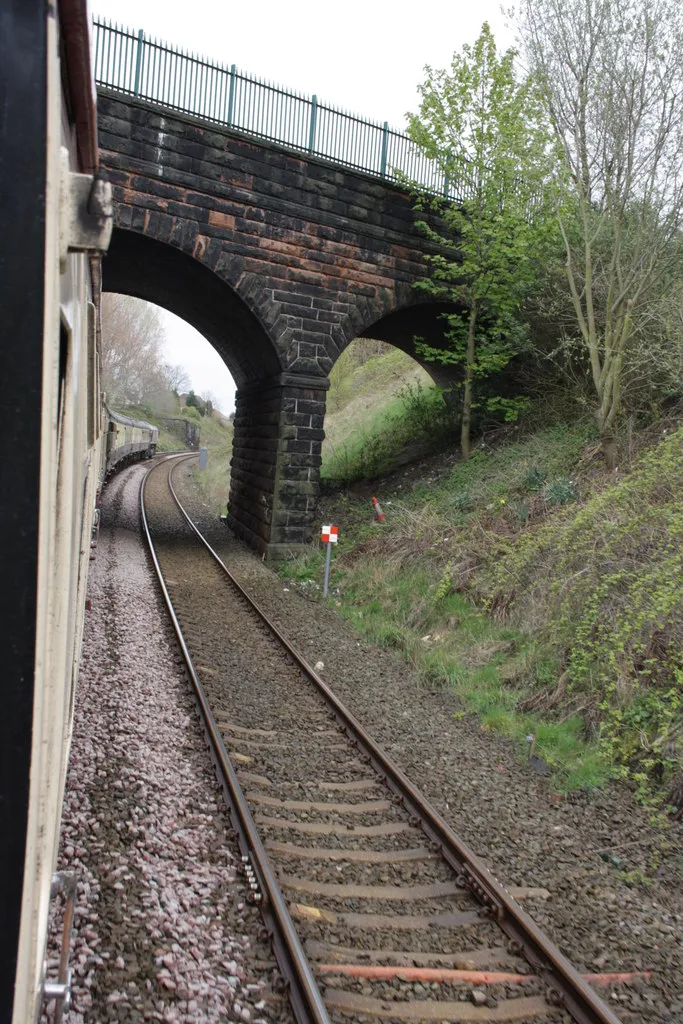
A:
141,455,624,1024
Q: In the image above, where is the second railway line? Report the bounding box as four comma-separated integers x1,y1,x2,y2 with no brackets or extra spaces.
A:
140,455,626,1024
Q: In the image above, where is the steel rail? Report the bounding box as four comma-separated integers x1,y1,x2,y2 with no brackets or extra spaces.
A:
140,457,331,1024
164,455,625,1024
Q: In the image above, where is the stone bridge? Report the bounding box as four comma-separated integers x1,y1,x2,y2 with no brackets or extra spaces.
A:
98,91,456,558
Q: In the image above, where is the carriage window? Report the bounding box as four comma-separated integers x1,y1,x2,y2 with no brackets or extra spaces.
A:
86,301,96,447
56,318,70,458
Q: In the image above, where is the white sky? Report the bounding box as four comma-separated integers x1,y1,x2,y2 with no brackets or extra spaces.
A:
94,0,516,412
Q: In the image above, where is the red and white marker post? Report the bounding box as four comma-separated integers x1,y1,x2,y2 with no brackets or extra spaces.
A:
321,524,338,597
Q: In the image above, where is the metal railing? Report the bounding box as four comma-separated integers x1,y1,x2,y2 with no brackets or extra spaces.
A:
92,19,474,201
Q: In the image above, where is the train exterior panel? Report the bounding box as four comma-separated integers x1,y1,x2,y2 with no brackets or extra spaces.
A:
1,2,114,1021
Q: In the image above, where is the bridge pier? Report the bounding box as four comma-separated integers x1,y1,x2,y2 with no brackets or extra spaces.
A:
228,374,329,560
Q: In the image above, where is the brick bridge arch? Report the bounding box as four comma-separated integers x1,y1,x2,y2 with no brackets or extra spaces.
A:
99,91,459,556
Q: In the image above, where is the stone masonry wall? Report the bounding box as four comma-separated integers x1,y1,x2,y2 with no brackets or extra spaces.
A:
97,90,440,555
228,376,327,555
97,91,435,380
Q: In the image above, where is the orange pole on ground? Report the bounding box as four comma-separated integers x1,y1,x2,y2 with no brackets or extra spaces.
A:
318,966,531,984
372,496,385,522
317,964,653,986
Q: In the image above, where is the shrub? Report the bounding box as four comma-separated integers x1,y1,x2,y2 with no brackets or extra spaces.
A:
524,465,546,491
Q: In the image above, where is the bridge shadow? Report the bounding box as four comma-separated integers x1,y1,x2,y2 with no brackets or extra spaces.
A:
358,302,463,394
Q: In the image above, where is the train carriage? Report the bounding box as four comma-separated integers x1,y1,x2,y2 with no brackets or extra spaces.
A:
104,407,159,476
1,3,113,1021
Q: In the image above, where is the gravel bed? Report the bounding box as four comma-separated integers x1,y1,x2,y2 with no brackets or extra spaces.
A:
173,460,683,1023
42,461,291,1024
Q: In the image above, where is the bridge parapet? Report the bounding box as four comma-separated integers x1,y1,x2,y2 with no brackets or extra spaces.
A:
93,18,475,201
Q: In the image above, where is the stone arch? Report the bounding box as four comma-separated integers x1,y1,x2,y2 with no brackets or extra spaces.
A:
102,229,282,386
98,88,462,556
332,295,465,394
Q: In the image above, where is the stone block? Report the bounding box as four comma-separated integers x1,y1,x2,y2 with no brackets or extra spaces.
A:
282,439,313,454
294,399,325,416
280,465,310,481
295,427,325,442
285,452,319,468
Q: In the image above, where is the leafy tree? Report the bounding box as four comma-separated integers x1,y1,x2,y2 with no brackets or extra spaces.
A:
101,294,168,406
185,390,203,414
519,0,683,466
407,23,555,459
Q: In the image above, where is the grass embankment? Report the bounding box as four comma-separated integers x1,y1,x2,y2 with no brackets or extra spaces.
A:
183,408,233,515
322,342,452,483
284,414,683,808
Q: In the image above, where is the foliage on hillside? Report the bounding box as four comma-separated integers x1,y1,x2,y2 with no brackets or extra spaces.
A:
286,416,683,810
472,427,683,805
102,294,190,410
185,411,233,515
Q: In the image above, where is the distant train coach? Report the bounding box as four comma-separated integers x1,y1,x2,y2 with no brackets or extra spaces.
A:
105,407,159,476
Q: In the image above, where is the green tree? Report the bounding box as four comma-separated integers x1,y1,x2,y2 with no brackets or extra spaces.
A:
520,0,683,466
408,23,554,459
185,390,206,416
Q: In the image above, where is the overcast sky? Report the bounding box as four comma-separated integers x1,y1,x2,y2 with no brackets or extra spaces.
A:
94,0,515,412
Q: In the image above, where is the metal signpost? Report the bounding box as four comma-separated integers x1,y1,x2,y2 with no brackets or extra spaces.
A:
321,525,338,598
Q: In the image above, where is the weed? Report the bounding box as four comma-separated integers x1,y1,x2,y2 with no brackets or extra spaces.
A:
451,491,472,513
512,499,530,523
544,477,577,506
616,868,652,888
278,548,325,582
434,562,454,602
524,465,546,491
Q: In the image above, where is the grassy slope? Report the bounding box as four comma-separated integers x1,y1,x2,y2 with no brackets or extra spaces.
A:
322,345,434,482
284,350,683,807
186,410,233,515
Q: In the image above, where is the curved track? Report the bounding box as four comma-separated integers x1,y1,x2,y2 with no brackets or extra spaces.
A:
141,455,624,1024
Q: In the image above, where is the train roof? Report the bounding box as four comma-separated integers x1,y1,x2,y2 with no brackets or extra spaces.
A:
105,405,158,432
